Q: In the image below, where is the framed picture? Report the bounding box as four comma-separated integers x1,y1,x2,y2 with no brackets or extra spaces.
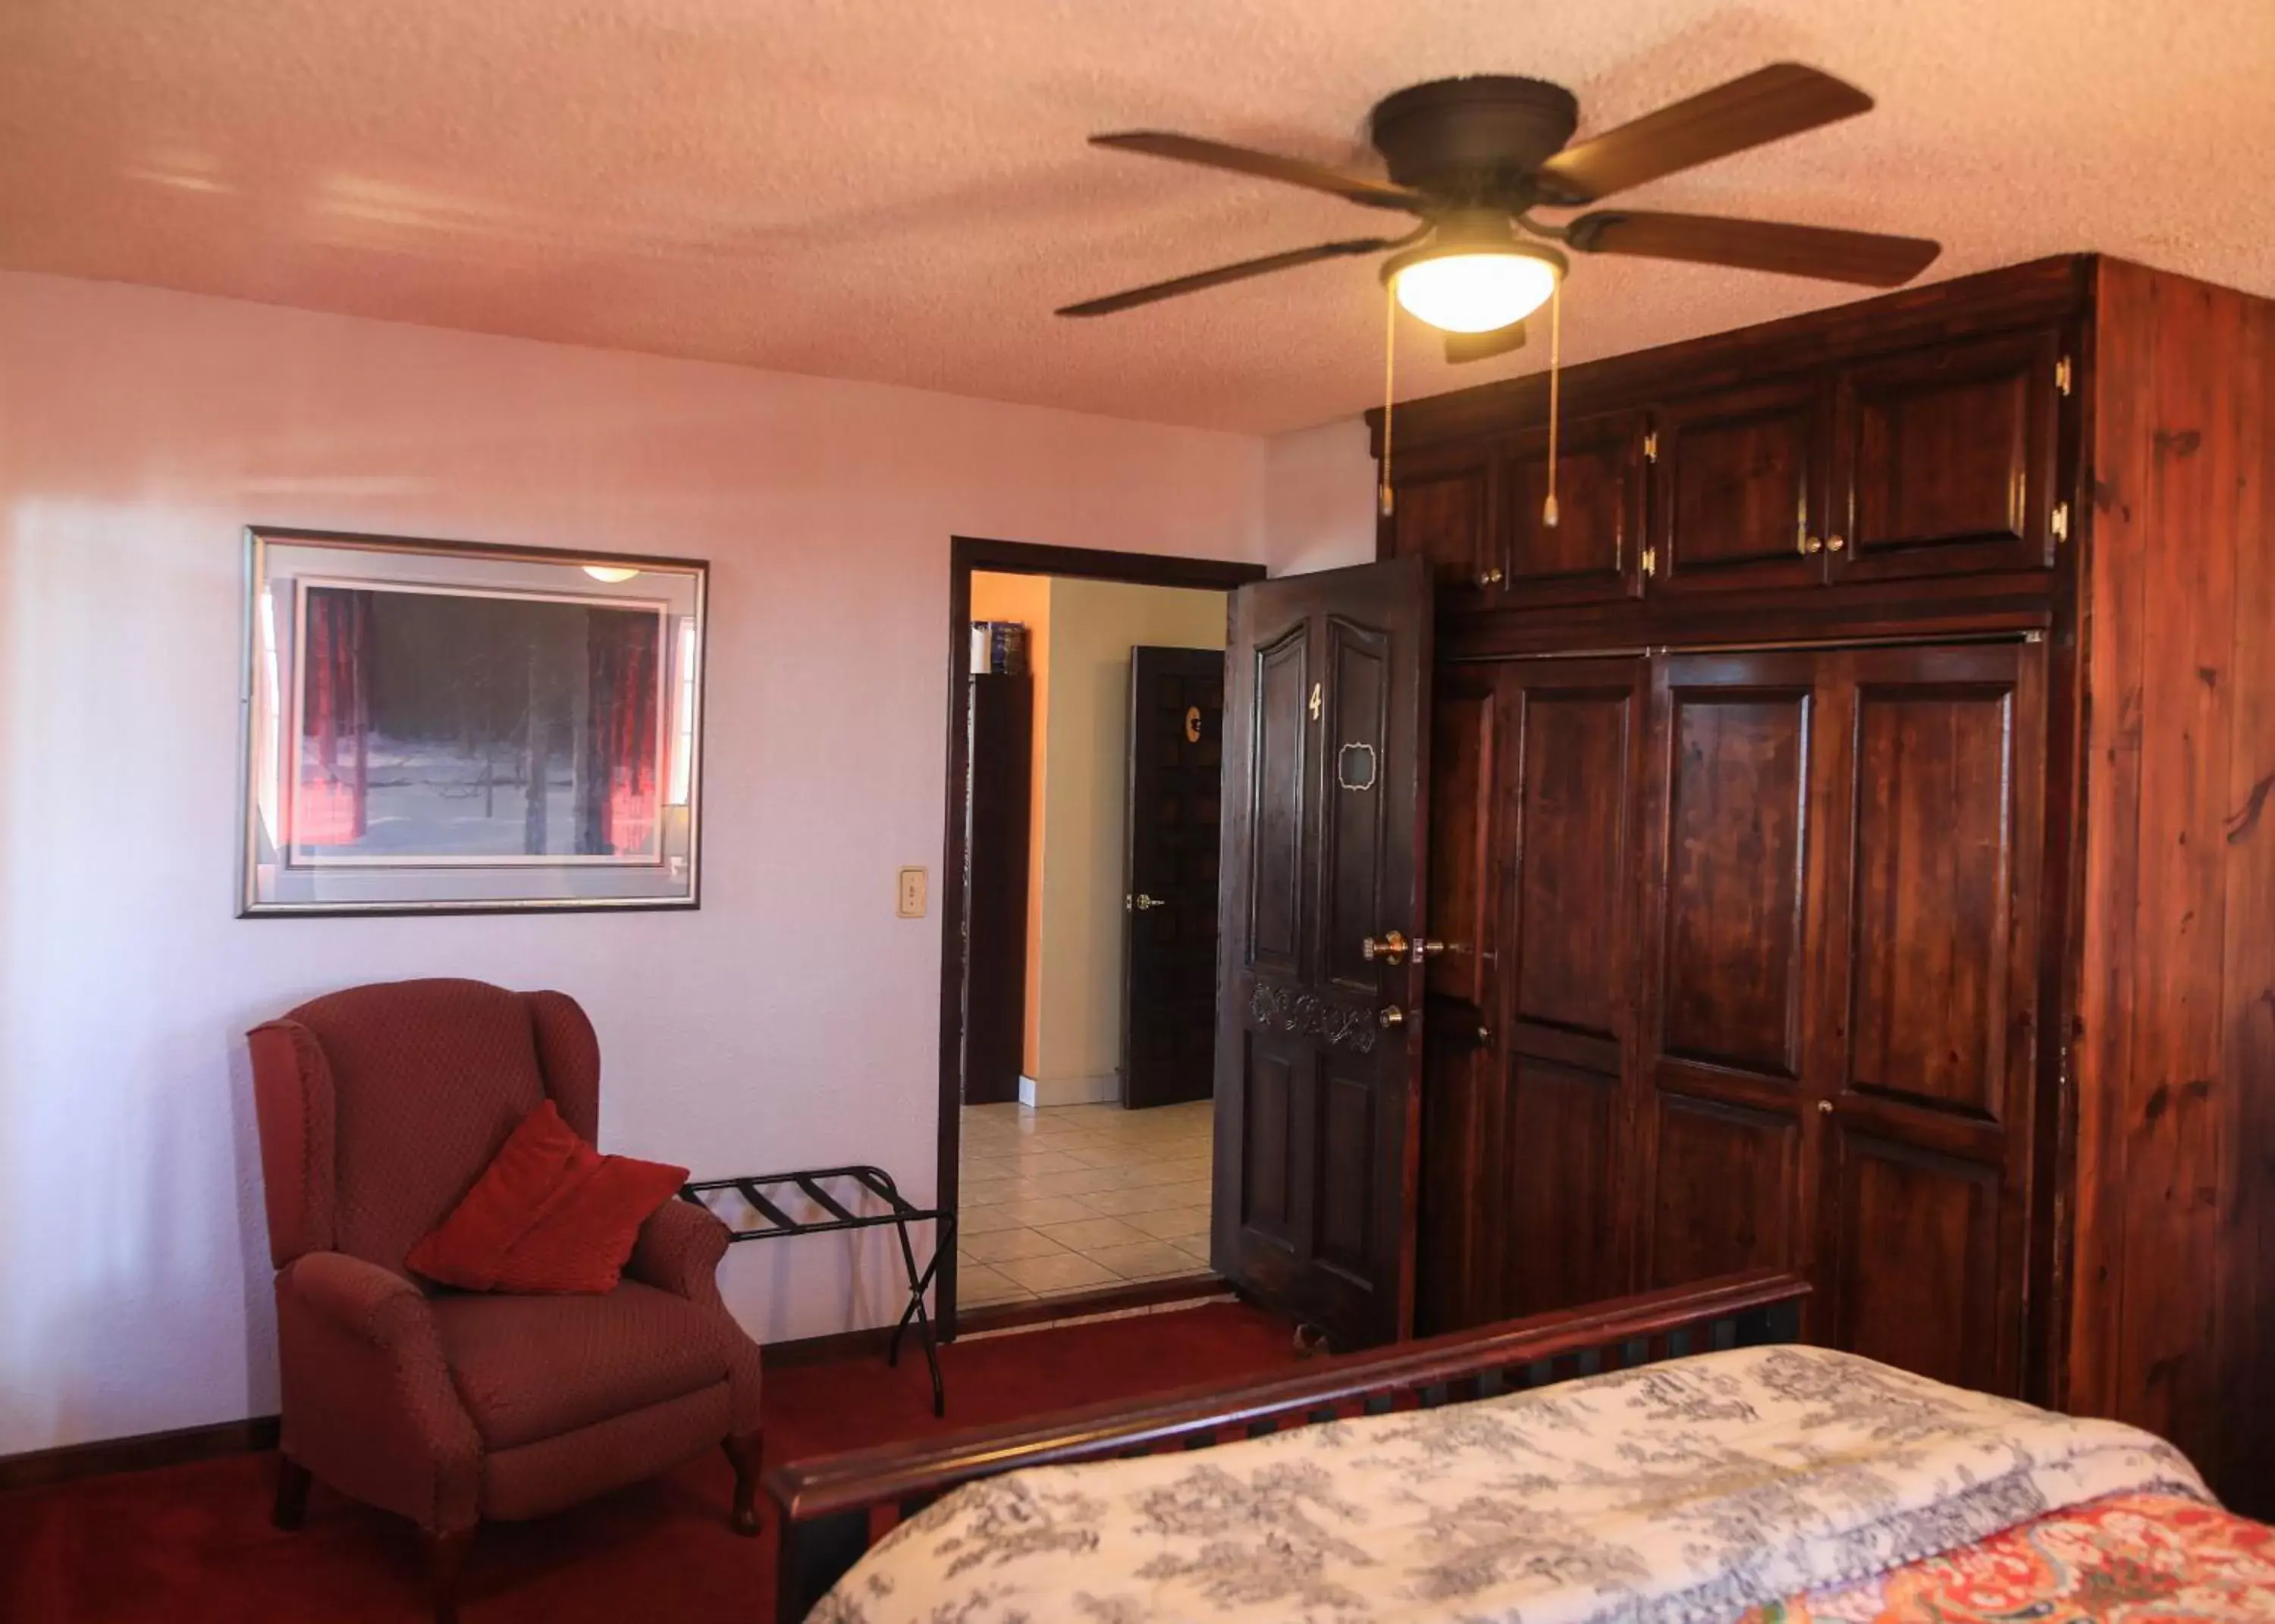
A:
240,528,707,915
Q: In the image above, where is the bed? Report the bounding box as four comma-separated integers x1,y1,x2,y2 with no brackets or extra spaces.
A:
763,1272,2271,1624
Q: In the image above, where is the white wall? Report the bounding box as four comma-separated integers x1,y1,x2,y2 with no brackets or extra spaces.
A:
0,270,1272,1456
1263,416,1379,575
1027,579,1226,1104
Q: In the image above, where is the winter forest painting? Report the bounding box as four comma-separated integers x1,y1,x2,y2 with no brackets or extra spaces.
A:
291,583,667,865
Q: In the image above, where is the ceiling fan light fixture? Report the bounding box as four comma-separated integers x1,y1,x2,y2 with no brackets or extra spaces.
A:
1383,227,1565,334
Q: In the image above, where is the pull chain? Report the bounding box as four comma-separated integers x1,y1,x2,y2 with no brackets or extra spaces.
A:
1379,282,1398,519
1542,278,1563,529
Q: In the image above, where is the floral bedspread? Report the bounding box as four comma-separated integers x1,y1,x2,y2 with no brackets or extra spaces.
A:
1746,1492,2275,1624
813,1345,2211,1624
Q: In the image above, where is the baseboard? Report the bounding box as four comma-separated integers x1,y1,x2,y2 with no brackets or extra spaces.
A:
758,1322,902,1370
0,1414,281,1493
1017,1071,1120,1108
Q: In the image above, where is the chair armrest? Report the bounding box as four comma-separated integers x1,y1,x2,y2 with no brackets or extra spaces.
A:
275,1252,484,1532
287,1250,440,1344
626,1197,730,1306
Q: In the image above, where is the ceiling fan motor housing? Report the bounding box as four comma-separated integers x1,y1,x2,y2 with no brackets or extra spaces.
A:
1369,76,1580,205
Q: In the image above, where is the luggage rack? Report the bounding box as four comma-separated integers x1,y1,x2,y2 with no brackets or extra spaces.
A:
680,1165,955,1416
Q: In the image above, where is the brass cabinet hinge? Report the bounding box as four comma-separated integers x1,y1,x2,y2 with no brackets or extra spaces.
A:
2055,356,2073,397
1643,430,1659,462
2051,500,2072,544
1641,546,1658,579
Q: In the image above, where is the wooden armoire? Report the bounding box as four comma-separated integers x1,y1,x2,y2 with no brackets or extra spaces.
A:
1379,255,2274,1513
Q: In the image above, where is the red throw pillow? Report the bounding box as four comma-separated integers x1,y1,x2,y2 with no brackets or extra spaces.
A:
406,1099,689,1294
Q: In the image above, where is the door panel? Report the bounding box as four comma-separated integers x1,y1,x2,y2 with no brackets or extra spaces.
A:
1846,676,2016,1121
1658,676,1814,1078
1646,1093,1800,1287
1511,682,1634,1040
1387,444,1496,610
1825,1130,2002,1391
1815,641,2042,1395
1247,627,1308,977
1122,647,1226,1108
1498,411,1649,607
1830,329,2062,581
1415,675,1500,1333
1498,1055,1621,1309
1640,651,1831,1300
1655,379,1830,594
1323,618,1393,992
1216,558,1432,1349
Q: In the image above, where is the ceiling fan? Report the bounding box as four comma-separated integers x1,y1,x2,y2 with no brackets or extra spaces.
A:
1058,64,1941,363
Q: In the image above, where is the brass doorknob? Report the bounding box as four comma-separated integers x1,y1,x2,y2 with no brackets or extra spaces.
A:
1128,892,1165,911
1360,930,1410,964
1413,937,1448,958
1379,1005,1407,1029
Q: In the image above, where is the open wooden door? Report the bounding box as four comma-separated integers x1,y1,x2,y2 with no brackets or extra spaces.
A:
1210,557,1433,1349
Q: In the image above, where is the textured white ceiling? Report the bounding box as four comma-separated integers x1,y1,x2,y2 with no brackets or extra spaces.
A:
4,0,2272,434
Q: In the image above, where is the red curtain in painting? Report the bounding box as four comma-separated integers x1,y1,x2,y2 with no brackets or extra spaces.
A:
579,612,661,856
297,588,372,847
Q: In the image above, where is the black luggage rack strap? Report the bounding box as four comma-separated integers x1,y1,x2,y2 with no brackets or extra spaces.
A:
679,1165,956,1416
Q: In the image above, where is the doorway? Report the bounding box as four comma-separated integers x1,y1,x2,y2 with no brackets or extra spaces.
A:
937,538,1264,1332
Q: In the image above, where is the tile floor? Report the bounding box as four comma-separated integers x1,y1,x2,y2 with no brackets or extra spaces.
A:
957,1099,1215,1306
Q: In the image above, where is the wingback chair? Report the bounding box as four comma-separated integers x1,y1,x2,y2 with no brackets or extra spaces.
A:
247,978,764,1623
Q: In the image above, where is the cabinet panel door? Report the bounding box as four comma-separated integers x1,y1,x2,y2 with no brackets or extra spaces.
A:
1488,661,1646,1318
1815,641,2044,1395
1496,410,1649,607
1654,378,1830,594
1829,328,2063,581
1415,671,1502,1334
1639,651,1834,1297
1386,442,1497,610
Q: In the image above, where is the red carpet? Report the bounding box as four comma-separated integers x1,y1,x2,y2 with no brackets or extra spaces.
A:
1,1302,1293,1623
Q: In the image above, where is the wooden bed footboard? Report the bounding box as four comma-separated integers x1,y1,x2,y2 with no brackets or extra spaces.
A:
764,1269,1810,1622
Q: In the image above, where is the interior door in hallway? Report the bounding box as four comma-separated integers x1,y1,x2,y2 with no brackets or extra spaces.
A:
1122,646,1227,1108
1213,558,1433,1350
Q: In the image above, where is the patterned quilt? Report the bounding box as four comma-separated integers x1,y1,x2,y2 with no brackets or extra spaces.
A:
813,1345,2214,1624
1746,1493,2275,1624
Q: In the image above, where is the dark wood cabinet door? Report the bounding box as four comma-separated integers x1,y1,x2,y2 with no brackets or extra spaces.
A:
1484,658,1646,1317
1828,329,2063,581
1652,378,1831,594
1636,651,1833,1291
1385,441,1498,610
1495,411,1649,607
1215,558,1432,1350
1813,641,2044,1394
1415,667,1503,1333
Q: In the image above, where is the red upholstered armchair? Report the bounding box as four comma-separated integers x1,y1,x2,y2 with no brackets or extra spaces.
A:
247,978,764,1623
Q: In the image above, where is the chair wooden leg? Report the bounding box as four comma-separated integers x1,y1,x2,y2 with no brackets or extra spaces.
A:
723,1431,763,1537
426,1528,474,1624
272,1456,312,1531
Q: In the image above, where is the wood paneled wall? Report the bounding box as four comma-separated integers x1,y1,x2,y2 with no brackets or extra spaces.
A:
2069,262,2275,1512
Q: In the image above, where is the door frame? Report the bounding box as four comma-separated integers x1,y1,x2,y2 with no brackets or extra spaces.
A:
936,537,1266,1337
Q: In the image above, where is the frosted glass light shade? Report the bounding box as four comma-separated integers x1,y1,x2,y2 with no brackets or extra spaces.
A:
582,566,640,583
1392,250,1559,334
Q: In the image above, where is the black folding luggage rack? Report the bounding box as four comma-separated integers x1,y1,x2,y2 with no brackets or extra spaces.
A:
679,1165,955,1416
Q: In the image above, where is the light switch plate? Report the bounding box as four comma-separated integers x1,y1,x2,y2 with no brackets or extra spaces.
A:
896,867,927,918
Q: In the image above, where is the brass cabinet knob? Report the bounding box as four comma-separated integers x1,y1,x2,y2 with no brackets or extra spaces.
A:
1475,567,1505,588
1799,534,1825,556
1378,1005,1407,1029
1816,1099,1834,1115
1826,535,1847,553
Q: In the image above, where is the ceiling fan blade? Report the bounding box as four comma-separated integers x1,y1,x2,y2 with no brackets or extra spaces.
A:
1445,323,1528,364
1057,237,1398,317
1566,210,1940,287
1535,64,1872,204
1091,131,1428,213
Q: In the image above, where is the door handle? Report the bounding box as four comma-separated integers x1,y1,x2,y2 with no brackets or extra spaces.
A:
1128,892,1165,911
1360,930,1410,963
